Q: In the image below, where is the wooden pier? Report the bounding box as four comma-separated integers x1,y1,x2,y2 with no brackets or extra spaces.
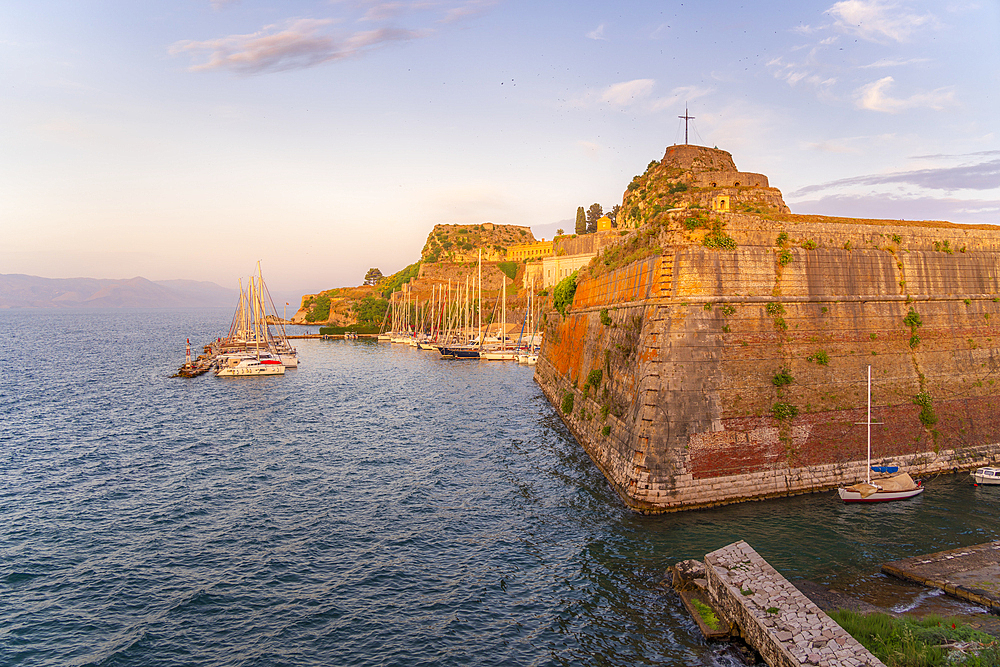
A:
882,541,1000,612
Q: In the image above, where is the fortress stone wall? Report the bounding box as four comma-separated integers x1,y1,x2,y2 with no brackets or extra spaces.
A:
535,146,1000,512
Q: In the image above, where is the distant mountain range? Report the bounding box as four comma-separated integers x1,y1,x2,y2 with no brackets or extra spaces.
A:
0,274,237,309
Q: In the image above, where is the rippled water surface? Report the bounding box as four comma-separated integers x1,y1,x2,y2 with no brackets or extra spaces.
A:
3,309,1000,666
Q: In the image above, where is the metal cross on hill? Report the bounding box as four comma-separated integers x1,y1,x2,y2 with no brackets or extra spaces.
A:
679,106,695,145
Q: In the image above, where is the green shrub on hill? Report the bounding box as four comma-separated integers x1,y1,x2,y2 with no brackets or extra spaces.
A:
553,272,578,316
305,294,331,322
498,261,518,282
380,262,422,299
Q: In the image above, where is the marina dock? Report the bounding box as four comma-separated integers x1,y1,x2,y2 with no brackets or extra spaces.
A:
882,541,1000,612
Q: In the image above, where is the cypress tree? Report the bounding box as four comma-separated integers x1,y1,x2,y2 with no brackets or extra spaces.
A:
575,207,586,235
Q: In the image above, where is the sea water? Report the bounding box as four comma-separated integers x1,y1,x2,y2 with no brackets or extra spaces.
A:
3,308,999,666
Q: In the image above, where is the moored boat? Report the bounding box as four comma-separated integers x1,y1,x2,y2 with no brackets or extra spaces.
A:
440,346,479,359
838,474,924,502
837,365,924,503
972,467,1000,485
215,352,286,377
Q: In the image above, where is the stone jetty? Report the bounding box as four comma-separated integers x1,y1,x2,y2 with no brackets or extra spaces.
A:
702,541,884,667
882,540,1000,612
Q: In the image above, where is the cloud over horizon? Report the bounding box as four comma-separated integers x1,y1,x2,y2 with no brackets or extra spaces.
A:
170,19,421,73
789,192,1000,225
791,158,1000,196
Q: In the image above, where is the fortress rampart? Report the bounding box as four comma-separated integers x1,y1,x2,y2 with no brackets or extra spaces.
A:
535,155,1000,511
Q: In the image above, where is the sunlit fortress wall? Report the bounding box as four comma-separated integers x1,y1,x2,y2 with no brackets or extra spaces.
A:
535,146,1000,513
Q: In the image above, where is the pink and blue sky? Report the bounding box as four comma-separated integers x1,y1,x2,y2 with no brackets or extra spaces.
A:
1,0,997,297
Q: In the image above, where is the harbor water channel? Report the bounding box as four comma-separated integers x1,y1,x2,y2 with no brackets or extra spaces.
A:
3,308,1000,666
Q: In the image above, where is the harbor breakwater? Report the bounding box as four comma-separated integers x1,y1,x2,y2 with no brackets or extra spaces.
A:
535,145,1000,513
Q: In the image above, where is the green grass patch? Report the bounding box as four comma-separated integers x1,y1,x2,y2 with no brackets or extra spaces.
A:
498,261,518,282
829,609,1000,667
690,599,721,631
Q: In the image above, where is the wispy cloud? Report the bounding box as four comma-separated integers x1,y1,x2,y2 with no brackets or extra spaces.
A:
170,19,421,73
859,56,930,68
767,55,838,89
173,1,499,74
826,0,937,43
361,2,407,22
574,79,711,113
911,149,1000,160
439,0,499,24
600,78,655,105
791,158,1000,196
586,24,606,40
854,76,955,112
789,193,1000,225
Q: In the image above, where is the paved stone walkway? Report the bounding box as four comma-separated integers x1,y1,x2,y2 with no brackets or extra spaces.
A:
882,540,1000,611
705,541,884,667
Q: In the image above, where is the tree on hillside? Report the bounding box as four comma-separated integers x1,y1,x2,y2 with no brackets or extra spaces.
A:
353,295,389,326
556,228,564,236
364,268,384,285
586,203,603,233
575,207,586,235
609,204,621,226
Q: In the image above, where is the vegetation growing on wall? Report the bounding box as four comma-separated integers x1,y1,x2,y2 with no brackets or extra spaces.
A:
807,350,830,365
772,368,793,387
772,403,799,420
913,392,938,428
583,368,603,396
589,213,668,278
553,271,578,316
904,307,923,348
702,219,737,250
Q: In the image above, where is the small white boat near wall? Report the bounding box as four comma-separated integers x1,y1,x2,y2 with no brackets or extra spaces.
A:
972,467,1000,485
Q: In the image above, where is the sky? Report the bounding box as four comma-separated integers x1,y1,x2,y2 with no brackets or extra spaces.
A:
1,0,998,299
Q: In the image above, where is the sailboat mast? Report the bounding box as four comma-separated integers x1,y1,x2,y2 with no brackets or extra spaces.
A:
478,249,482,345
867,364,872,485
501,277,506,351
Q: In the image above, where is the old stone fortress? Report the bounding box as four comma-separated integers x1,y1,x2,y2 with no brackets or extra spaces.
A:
532,143,1000,513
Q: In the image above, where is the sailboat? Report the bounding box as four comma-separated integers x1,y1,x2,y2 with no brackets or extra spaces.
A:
481,276,516,361
213,264,294,376
837,365,924,502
